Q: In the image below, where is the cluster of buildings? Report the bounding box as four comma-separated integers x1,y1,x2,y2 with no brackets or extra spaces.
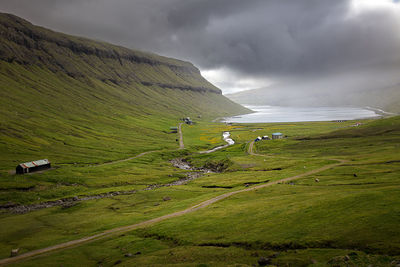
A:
182,117,193,125
255,132,284,142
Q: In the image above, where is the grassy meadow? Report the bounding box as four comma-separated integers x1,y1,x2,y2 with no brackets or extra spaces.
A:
0,116,399,266
1,12,399,267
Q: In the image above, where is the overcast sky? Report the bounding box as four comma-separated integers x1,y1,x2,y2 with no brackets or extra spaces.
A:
1,0,400,94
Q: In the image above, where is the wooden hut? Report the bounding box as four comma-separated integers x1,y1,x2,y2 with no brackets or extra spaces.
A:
16,159,51,174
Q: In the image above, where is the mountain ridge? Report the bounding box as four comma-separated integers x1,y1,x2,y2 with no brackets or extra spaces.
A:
0,12,220,94
0,13,248,168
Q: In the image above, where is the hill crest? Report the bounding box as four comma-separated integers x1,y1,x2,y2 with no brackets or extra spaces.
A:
0,13,248,168
0,12,221,94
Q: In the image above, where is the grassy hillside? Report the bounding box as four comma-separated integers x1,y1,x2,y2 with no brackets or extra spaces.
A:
1,12,399,267
360,84,400,114
0,13,248,170
3,116,398,266
0,13,219,93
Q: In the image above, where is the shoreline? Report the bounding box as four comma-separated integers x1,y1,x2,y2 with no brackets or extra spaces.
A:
221,105,385,124
364,106,397,118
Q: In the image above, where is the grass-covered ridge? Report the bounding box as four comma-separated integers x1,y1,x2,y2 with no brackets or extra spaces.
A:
0,13,219,93
0,13,248,170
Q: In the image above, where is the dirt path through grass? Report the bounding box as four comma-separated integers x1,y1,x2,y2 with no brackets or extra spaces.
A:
248,140,256,155
91,151,156,167
2,124,187,214
0,158,346,266
248,140,296,159
248,140,272,157
178,123,184,149
93,122,185,166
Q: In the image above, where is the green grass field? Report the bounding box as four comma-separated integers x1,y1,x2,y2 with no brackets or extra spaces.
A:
0,116,399,266
1,12,400,267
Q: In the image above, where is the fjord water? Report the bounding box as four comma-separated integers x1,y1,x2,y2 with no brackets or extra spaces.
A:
224,105,379,123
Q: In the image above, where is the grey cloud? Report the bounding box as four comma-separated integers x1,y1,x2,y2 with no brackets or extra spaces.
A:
1,0,400,95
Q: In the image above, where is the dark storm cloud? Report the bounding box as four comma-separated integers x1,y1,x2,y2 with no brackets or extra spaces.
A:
1,0,400,92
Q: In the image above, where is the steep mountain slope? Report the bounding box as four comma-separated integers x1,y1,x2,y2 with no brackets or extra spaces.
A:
0,13,248,169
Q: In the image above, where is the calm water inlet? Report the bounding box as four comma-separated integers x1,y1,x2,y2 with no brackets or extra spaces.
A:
224,105,379,123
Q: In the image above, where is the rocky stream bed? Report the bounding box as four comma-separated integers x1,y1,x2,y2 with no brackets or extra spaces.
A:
1,131,233,214
0,158,213,214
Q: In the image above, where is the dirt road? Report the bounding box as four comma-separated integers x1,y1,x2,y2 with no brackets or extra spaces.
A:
178,123,184,149
0,157,345,266
248,140,274,157
3,125,186,215
248,140,256,155
66,122,185,168
91,151,156,167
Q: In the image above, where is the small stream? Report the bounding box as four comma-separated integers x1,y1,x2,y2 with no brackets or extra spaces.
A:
1,160,214,214
167,158,213,184
1,132,232,214
199,132,235,154
0,190,138,214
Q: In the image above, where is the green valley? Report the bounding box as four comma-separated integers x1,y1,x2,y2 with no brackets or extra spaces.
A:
0,13,248,170
0,13,399,267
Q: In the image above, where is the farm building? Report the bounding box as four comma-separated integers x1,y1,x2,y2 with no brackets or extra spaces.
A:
170,127,178,133
262,135,270,140
254,136,262,142
272,133,283,139
16,159,51,174
183,117,193,125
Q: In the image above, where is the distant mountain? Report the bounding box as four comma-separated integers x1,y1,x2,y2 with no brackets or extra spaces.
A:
226,83,400,114
0,13,248,168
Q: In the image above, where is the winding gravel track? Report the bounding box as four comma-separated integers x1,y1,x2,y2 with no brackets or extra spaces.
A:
91,122,185,167
248,140,276,157
0,132,346,266
2,123,185,215
248,140,257,155
93,151,156,167
95,122,185,166
0,157,345,266
178,123,184,149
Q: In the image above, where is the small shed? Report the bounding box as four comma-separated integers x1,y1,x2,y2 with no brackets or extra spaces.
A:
16,159,51,174
262,135,270,140
272,133,283,140
254,136,262,142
